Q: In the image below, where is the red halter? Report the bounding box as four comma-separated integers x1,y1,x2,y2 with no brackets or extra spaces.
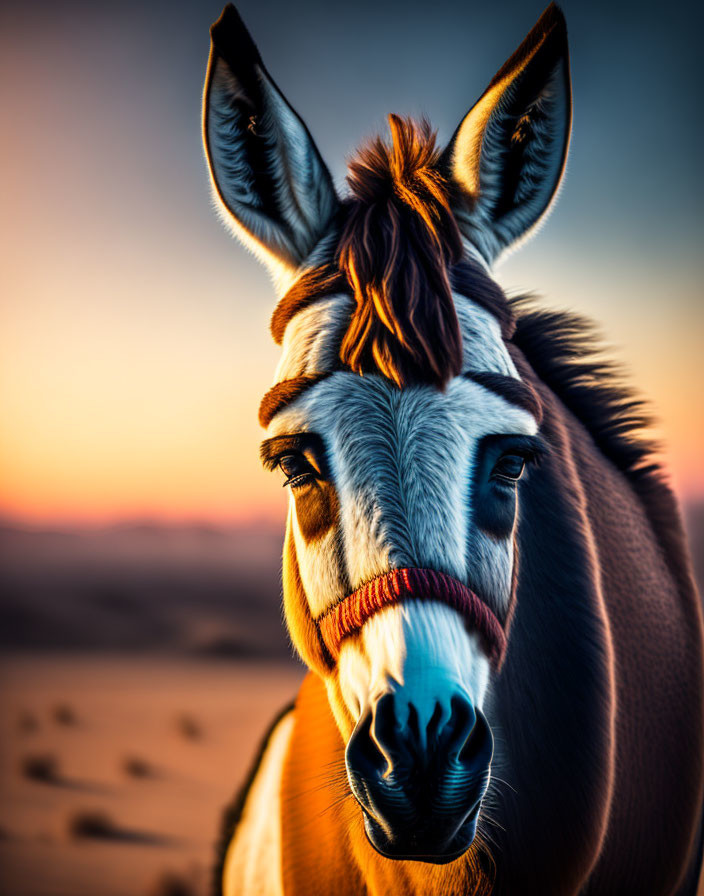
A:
316,567,507,669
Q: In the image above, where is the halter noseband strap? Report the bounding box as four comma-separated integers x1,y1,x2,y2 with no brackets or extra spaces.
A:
316,567,507,670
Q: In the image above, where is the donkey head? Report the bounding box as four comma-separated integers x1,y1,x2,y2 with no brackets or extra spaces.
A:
204,3,570,864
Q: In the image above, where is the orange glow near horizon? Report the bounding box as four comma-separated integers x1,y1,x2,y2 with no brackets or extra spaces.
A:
1,7,702,529
1,222,702,527
2,297,702,529
0,264,286,527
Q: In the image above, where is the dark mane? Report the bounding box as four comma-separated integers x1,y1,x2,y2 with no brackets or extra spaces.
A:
337,115,464,388
510,297,693,592
511,299,656,479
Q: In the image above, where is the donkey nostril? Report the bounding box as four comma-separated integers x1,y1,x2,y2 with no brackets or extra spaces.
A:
425,700,445,745
459,709,492,767
371,692,398,752
347,693,492,790
346,708,386,777
443,694,478,759
406,702,421,747
372,693,481,760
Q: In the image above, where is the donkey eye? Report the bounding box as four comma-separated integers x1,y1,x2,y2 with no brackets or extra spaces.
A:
491,453,526,483
278,453,315,489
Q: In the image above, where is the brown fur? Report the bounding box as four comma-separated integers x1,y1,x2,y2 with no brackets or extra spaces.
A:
283,524,333,673
271,267,347,345
338,116,464,388
281,673,495,896
259,374,332,428
293,478,340,545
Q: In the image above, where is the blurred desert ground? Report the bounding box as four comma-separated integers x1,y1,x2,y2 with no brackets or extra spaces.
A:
1,513,703,896
0,521,303,896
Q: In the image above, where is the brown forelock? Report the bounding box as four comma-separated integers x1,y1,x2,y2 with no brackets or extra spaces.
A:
337,115,464,388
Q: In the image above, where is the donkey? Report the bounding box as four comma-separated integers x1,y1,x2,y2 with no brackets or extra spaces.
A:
202,4,704,894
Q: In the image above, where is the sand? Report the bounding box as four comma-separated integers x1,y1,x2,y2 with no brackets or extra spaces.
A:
0,653,303,896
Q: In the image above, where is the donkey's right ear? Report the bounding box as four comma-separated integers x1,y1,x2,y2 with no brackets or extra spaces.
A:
203,5,340,283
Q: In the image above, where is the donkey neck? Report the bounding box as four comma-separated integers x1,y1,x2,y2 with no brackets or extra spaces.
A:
485,361,617,894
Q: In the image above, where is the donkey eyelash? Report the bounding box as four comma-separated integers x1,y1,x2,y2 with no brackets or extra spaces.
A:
261,452,285,473
275,452,317,489
493,434,549,466
481,434,549,489
512,440,548,467
260,432,331,488
282,471,315,490
260,434,309,471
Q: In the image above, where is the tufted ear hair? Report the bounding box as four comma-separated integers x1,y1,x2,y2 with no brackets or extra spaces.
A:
441,3,571,265
203,5,340,285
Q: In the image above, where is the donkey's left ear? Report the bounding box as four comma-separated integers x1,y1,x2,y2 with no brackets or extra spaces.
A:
441,3,571,264
203,5,340,283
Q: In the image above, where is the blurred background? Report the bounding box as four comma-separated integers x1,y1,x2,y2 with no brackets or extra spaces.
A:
1,0,702,893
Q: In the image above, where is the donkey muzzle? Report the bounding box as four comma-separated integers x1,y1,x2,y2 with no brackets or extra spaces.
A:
345,690,493,863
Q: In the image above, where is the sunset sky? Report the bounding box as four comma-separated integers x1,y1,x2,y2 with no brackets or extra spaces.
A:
1,0,702,526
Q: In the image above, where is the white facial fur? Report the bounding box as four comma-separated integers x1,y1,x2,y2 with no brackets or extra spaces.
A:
268,295,537,729
273,369,535,726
